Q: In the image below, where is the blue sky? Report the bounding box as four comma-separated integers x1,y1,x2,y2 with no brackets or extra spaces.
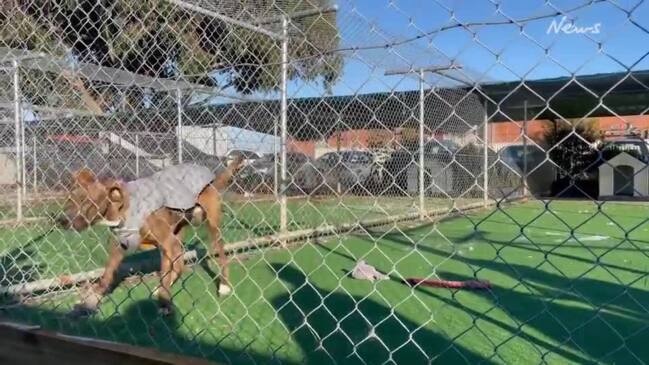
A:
285,0,649,98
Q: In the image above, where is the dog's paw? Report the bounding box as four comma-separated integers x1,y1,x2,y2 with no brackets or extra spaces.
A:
158,301,174,316
69,302,98,318
74,284,102,314
158,306,174,316
218,283,232,296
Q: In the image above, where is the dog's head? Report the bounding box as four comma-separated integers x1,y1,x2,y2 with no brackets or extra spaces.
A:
57,169,127,231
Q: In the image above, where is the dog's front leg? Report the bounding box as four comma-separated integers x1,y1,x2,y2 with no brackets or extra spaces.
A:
75,242,125,315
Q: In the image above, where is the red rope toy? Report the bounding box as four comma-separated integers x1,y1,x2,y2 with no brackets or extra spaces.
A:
404,278,492,290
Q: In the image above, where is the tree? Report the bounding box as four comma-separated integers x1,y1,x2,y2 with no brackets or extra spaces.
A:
543,118,600,179
2,0,343,111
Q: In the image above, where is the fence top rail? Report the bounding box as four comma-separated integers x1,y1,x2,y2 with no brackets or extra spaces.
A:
161,0,285,40
0,47,214,92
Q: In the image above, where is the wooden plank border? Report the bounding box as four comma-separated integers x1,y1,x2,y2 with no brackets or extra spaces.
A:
0,321,216,365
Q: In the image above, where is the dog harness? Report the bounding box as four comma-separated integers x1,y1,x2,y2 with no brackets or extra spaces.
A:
112,163,215,251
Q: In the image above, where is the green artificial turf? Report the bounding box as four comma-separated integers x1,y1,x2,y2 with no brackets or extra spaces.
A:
2,199,649,364
0,196,470,282
0,196,62,220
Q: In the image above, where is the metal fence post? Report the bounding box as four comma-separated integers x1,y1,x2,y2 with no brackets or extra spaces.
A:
336,122,341,195
274,119,279,197
523,99,528,197
279,16,289,236
21,115,26,200
212,126,217,156
483,99,489,207
32,134,37,193
13,60,23,222
418,69,426,219
383,64,459,216
177,88,183,164
135,134,140,178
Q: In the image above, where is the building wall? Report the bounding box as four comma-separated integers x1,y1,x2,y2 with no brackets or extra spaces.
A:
177,114,649,159
597,115,649,131
288,140,315,156
0,153,16,185
487,115,649,149
487,120,549,146
326,129,372,150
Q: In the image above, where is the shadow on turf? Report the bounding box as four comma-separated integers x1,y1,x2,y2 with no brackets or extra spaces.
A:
473,216,649,251
268,263,496,365
231,217,306,237
361,228,649,363
0,264,497,365
0,234,49,286
3,222,647,364
0,242,497,365
374,222,649,277
0,294,291,365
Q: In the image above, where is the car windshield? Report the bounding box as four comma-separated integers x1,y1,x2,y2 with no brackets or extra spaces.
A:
259,154,274,162
229,150,258,159
502,146,525,159
289,153,307,163
500,145,546,168
259,153,306,163
341,152,371,164
425,141,457,154
603,142,643,154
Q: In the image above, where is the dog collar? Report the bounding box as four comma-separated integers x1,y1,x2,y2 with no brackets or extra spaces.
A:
98,218,123,228
111,226,138,234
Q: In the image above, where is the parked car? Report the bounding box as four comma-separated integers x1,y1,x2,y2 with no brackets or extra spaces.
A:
599,137,649,163
252,152,311,177
314,150,379,194
383,140,460,195
498,144,556,197
424,139,460,155
238,152,316,194
226,149,263,166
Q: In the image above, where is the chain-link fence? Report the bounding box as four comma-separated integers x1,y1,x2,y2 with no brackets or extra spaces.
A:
2,1,649,364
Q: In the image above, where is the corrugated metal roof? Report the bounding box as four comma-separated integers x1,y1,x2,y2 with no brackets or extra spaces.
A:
481,70,649,122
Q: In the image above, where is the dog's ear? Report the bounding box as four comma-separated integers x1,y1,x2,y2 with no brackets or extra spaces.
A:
102,181,126,223
73,169,96,187
107,185,124,204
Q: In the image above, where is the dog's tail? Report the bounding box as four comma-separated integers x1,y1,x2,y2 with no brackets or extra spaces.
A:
212,156,245,190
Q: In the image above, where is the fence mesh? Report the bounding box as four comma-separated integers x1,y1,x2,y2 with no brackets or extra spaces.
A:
1,0,649,364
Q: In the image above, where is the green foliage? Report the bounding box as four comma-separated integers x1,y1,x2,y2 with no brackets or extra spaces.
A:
542,119,600,179
3,0,343,95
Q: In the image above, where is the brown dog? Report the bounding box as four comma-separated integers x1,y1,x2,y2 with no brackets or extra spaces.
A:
58,158,243,314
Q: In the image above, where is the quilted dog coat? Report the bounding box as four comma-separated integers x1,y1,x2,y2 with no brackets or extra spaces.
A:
112,163,215,251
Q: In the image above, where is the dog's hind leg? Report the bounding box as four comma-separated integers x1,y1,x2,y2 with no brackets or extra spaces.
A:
156,231,185,315
197,185,231,296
